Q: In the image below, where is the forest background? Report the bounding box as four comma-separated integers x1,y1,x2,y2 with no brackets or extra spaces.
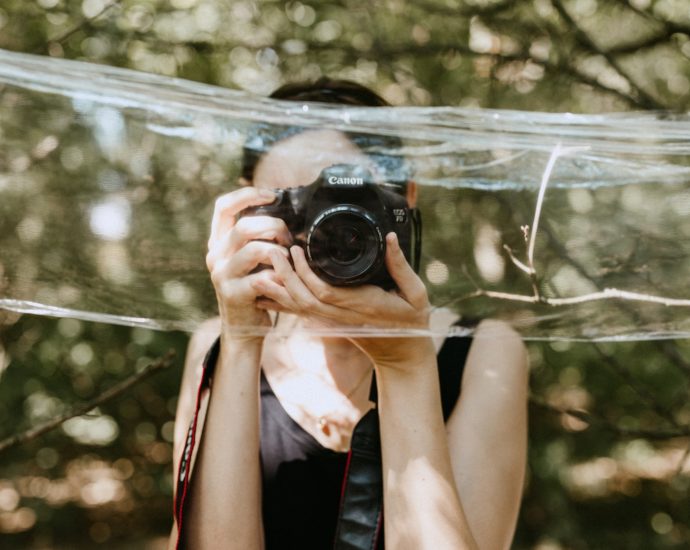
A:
2,0,690,548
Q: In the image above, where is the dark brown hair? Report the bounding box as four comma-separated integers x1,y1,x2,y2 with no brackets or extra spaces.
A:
241,78,408,190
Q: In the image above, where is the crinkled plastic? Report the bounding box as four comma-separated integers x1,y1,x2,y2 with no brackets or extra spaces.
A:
2,48,690,341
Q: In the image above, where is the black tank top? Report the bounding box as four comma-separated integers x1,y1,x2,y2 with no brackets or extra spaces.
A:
259,335,473,550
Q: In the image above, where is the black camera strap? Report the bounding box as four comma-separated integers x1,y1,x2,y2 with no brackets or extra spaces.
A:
411,207,422,274
333,377,384,550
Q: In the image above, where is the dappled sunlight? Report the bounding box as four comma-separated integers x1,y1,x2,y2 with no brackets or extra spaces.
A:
62,414,119,446
0,453,173,540
473,224,505,284
545,382,592,432
563,441,690,500
2,0,690,547
0,507,36,534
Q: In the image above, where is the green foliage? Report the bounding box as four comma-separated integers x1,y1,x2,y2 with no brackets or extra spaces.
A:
2,0,690,548
0,315,187,547
2,0,690,110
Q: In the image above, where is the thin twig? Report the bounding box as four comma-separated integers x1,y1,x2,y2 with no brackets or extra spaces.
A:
529,214,690,431
450,146,690,313
525,143,564,299
503,244,532,275
528,143,561,268
535,216,690,384
454,287,690,308
0,350,176,455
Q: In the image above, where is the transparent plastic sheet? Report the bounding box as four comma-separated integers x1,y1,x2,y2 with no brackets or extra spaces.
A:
2,49,690,341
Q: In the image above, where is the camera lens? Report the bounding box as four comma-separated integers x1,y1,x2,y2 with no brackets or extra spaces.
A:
328,224,365,264
307,206,384,285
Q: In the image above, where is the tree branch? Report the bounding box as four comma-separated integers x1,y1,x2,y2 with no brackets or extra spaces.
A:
551,0,665,109
115,25,644,108
613,0,690,35
0,349,176,455
410,0,515,18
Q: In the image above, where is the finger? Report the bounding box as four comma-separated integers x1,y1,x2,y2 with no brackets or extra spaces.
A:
255,298,289,312
384,233,428,309
208,242,287,290
252,277,299,311
250,266,283,286
289,246,356,307
209,187,276,246
280,249,411,328
269,249,344,319
228,215,292,252
211,268,281,305
291,245,416,322
226,241,289,277
207,219,289,269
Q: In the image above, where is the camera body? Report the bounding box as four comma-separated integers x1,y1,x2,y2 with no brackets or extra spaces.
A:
240,164,421,290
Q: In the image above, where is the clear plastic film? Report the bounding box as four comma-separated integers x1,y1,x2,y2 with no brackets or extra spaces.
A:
2,49,690,341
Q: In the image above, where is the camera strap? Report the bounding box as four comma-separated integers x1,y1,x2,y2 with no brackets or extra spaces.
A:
411,207,422,274
173,335,220,550
333,377,384,550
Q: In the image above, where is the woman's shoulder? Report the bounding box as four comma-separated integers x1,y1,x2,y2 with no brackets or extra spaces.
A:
187,317,222,363
429,307,462,352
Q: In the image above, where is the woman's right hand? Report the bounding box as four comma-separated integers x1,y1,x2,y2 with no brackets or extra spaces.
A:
205,186,292,334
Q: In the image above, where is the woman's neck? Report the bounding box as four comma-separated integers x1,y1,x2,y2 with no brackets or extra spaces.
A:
264,314,373,397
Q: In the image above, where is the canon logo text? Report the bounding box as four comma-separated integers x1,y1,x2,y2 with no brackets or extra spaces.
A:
328,176,364,185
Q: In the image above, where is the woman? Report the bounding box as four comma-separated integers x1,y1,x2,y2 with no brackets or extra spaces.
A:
170,80,529,550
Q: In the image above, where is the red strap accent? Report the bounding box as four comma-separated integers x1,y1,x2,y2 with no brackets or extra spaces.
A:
338,449,354,510
173,337,220,549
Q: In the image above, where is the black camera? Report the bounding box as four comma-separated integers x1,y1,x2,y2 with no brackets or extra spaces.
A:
240,164,421,290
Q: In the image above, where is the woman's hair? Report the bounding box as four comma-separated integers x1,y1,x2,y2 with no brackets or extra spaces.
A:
268,77,390,106
241,77,408,191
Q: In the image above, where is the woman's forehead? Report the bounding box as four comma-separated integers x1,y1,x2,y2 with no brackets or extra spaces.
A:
252,129,374,189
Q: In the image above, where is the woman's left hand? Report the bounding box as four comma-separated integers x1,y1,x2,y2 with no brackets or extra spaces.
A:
252,232,436,372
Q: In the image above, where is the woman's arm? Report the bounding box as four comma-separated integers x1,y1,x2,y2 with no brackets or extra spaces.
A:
375,340,478,550
178,331,265,549
169,187,292,549
445,319,529,550
376,320,529,550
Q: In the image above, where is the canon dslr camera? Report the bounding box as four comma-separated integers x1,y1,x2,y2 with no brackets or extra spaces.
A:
240,164,421,290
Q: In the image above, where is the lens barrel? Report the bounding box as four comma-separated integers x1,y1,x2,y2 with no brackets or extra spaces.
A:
306,205,384,285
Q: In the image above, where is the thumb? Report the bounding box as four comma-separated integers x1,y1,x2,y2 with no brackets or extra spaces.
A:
384,233,427,308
